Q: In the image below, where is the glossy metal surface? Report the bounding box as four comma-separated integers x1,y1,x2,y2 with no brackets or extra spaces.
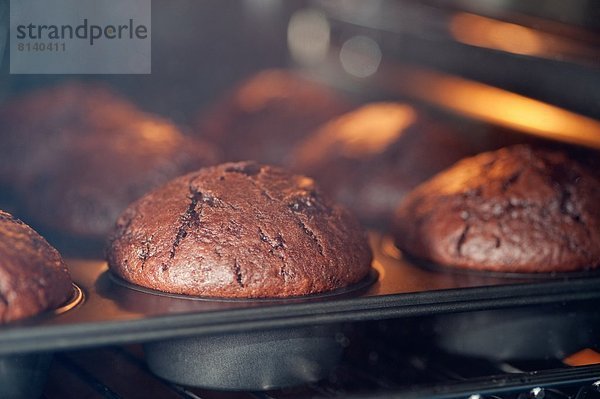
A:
0,234,599,356
144,324,344,390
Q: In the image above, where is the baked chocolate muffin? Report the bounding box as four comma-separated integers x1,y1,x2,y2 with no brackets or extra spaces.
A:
0,82,219,241
292,103,492,226
393,145,600,273
108,161,372,298
0,211,72,323
17,121,217,241
0,82,138,185
196,69,352,165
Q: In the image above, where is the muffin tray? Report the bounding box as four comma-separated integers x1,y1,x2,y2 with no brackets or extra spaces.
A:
1,233,599,358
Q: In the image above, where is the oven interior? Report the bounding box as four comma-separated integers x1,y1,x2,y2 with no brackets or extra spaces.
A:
1,1,600,398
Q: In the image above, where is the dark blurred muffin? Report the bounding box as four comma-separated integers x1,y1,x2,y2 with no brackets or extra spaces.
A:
0,82,219,243
0,210,72,323
108,161,372,298
292,103,492,226
0,82,138,185
18,125,217,240
196,69,352,165
393,145,600,273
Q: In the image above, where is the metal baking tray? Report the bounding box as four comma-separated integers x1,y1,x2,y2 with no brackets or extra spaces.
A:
1,233,599,357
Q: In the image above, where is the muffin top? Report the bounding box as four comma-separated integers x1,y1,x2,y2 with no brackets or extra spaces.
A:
0,211,73,323
292,103,490,225
0,82,218,240
197,69,352,165
108,162,372,298
393,145,600,272
0,82,137,184
17,115,218,240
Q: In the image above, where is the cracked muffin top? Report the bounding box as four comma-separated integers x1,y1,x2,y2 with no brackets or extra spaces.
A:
393,145,600,273
0,211,72,323
107,161,372,298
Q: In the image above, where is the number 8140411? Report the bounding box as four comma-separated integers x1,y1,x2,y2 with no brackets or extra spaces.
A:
17,42,66,52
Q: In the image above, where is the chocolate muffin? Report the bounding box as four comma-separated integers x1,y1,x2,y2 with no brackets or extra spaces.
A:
0,82,138,185
196,69,352,165
108,162,372,298
0,211,72,323
292,103,492,226
0,82,219,241
393,145,600,273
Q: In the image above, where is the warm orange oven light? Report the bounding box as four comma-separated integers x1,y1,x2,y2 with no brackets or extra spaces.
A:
449,13,598,62
450,13,544,57
381,65,600,150
563,348,600,367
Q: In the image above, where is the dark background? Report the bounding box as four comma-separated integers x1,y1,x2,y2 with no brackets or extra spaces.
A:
0,0,599,122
